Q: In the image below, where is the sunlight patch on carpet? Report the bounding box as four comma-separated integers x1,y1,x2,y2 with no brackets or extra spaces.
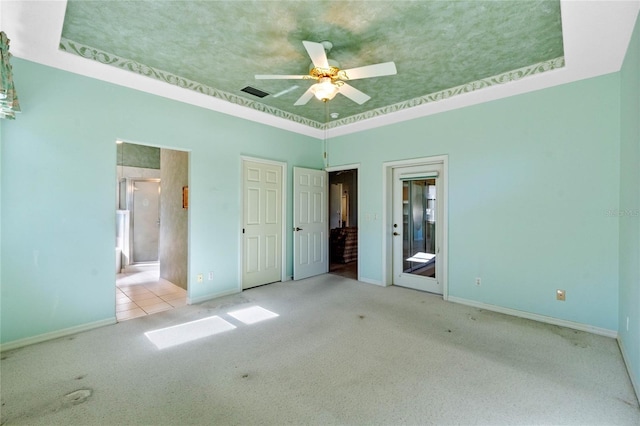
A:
227,306,279,325
145,316,236,349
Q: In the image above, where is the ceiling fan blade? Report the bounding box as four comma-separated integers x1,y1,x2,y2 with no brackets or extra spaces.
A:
294,86,315,106
339,83,371,105
341,62,397,80
255,74,308,80
302,41,329,69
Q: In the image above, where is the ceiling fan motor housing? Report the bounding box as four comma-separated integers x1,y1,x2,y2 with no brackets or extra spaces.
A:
308,59,343,78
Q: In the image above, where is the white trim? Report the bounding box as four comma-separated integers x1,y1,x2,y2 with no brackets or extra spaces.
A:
239,156,288,290
326,164,361,281
618,336,640,405
240,155,289,168
382,166,392,287
448,296,618,339
326,163,361,172
186,150,193,303
188,287,239,305
382,155,449,299
399,171,439,180
0,318,116,352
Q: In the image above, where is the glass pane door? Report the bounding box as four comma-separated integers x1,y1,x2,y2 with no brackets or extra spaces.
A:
402,178,436,278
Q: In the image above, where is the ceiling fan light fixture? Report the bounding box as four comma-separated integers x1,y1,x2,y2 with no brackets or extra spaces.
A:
257,41,396,106
311,77,339,102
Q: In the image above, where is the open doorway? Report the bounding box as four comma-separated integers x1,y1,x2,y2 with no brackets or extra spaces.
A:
328,168,358,280
115,141,189,321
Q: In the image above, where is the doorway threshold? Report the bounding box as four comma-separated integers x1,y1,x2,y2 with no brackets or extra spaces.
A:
122,262,159,273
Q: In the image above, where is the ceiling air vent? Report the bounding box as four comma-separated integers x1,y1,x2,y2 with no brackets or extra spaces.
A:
241,86,270,98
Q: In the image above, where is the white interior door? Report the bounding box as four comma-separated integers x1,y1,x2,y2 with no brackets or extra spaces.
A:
242,160,283,289
392,164,443,294
293,167,328,280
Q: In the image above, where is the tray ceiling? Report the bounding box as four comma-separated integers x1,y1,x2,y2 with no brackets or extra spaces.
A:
59,0,564,130
2,1,639,137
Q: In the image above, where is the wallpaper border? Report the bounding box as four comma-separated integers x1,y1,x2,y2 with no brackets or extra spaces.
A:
59,38,564,131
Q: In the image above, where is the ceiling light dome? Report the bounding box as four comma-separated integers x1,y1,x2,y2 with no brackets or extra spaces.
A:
311,77,339,102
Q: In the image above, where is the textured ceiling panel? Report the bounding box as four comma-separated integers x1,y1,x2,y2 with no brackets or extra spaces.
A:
60,0,564,128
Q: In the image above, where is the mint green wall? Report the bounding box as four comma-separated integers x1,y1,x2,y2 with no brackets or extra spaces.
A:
0,48,633,348
328,74,621,331
619,13,640,397
0,59,322,344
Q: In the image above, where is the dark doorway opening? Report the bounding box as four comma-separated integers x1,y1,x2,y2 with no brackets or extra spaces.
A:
328,169,358,280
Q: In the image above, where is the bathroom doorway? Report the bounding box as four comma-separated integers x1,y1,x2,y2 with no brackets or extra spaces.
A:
115,141,189,321
328,167,358,280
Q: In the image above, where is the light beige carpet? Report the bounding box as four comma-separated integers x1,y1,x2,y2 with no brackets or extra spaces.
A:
1,273,638,425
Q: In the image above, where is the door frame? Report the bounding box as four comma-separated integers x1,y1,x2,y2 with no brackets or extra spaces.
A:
115,141,191,306
239,156,288,289
326,163,360,281
382,155,448,299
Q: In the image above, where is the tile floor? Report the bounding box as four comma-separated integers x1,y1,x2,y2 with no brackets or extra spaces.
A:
116,267,187,321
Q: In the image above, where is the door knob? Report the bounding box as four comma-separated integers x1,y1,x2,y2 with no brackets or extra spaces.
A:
393,232,400,236
294,227,303,232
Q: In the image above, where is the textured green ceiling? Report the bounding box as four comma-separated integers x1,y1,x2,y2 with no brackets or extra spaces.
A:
59,0,564,129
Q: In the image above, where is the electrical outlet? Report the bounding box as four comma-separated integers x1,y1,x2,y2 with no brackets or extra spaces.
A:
197,273,203,283
475,277,481,286
556,289,566,301
208,271,214,281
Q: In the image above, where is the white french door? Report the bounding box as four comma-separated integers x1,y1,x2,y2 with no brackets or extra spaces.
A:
293,167,328,280
242,159,283,289
392,163,444,294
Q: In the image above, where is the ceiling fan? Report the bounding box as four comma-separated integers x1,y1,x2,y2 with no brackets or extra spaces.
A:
255,40,397,106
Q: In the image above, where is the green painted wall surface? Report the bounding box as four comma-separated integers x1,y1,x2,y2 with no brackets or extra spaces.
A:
117,142,160,169
159,148,188,290
328,74,621,331
619,12,640,398
0,59,322,345
0,50,632,348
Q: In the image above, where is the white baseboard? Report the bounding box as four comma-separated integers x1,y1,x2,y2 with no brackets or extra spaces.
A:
447,296,618,338
0,317,116,352
188,287,240,305
617,336,640,405
358,277,384,286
